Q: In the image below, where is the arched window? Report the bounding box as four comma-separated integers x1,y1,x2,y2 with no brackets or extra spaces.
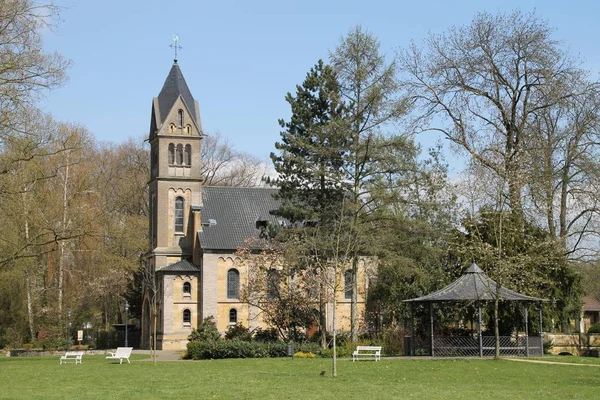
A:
229,308,238,324
183,282,191,295
176,143,183,165
174,197,184,233
184,144,191,166
267,269,280,300
183,309,191,324
344,270,353,300
168,143,175,165
178,109,184,127
186,125,192,134
227,269,240,299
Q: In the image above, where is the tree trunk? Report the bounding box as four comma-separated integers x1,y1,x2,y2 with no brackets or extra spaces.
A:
494,296,500,359
332,294,337,377
23,216,35,341
25,272,34,341
319,284,327,348
350,255,358,342
58,157,71,317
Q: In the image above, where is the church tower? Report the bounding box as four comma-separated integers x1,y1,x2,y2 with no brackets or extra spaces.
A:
143,60,204,350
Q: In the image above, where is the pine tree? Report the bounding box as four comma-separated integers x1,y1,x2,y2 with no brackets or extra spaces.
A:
270,60,348,224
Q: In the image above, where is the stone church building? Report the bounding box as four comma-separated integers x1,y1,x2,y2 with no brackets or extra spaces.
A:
141,61,370,350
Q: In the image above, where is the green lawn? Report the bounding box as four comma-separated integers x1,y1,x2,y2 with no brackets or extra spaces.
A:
1,355,599,399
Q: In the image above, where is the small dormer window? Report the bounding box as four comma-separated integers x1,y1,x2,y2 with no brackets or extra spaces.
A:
178,109,184,127
255,220,268,229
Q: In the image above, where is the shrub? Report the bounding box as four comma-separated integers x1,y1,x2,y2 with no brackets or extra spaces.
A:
253,327,279,343
186,340,268,360
294,351,316,358
382,327,406,356
319,344,355,358
188,316,220,342
224,324,252,341
543,339,554,354
588,322,600,334
185,340,323,360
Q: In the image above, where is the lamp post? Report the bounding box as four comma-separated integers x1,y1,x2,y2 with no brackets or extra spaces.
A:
124,301,129,347
67,310,72,351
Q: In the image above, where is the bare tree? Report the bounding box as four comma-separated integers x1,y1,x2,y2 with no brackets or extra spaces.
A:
201,132,267,187
305,208,360,377
237,236,315,341
527,86,600,259
330,26,408,340
399,11,588,219
0,0,70,134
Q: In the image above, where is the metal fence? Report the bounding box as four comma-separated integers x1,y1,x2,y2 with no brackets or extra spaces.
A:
430,335,543,357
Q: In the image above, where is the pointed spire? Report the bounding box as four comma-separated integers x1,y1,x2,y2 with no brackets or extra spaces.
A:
157,62,197,124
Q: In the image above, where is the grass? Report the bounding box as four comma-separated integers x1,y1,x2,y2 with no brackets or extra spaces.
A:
1,355,599,399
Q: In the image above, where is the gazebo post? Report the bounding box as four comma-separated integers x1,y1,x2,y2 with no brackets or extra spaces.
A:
524,305,529,357
538,305,543,358
430,302,435,357
478,303,483,357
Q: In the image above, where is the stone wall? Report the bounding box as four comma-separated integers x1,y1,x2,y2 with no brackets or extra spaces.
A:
545,333,600,356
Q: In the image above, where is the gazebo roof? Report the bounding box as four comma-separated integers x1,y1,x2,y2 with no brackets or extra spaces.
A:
404,263,547,303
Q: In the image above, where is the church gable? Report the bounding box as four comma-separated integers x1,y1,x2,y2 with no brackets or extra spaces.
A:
158,95,202,137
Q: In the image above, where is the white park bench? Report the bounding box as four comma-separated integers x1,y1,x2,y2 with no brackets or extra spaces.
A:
106,347,133,364
60,351,84,364
352,346,382,361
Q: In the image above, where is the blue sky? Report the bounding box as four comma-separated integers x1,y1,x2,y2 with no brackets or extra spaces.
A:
41,0,600,173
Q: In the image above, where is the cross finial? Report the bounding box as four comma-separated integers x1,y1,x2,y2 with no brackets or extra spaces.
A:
170,34,182,62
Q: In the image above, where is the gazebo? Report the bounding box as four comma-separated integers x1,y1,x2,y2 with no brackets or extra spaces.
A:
404,262,548,357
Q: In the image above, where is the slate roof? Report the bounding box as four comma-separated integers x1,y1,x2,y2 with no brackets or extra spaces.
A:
404,263,547,303
157,62,197,124
198,186,282,251
158,259,200,273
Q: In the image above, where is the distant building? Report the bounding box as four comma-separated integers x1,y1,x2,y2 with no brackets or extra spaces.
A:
578,296,600,332
140,62,371,350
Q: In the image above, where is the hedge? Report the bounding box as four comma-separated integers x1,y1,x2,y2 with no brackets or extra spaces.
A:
185,340,323,360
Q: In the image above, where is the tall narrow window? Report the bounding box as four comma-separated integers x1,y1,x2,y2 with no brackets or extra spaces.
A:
229,308,238,324
183,309,191,324
344,270,353,300
174,197,184,233
267,269,280,300
168,143,175,164
184,144,191,166
227,269,240,299
176,144,183,165
178,109,184,127
183,282,191,295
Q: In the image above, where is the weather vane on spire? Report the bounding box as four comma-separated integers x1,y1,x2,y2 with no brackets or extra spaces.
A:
170,34,182,62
